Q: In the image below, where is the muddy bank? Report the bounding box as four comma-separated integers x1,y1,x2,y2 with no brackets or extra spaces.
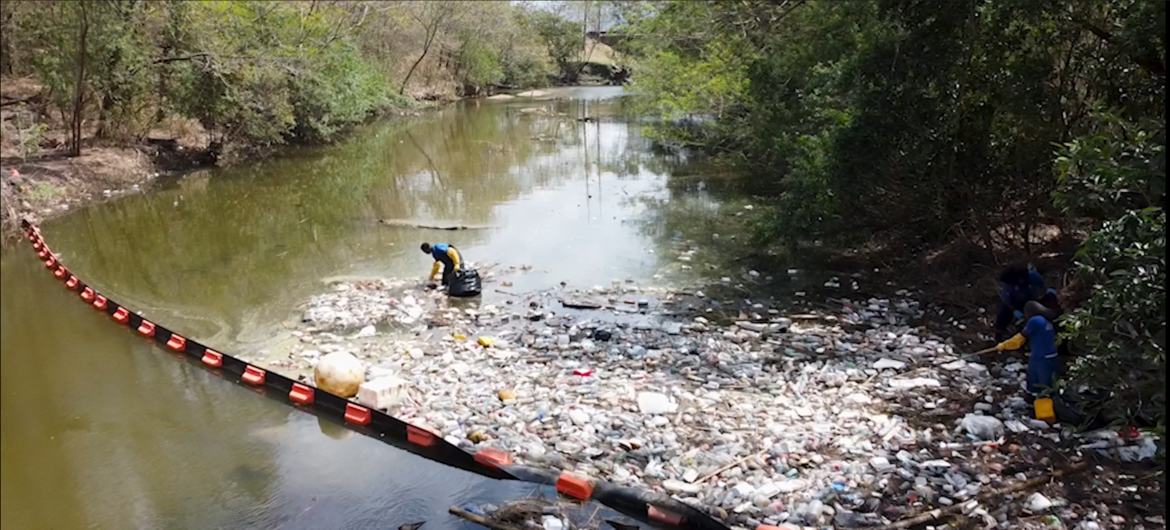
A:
259,271,1160,530
0,78,217,236
0,147,157,235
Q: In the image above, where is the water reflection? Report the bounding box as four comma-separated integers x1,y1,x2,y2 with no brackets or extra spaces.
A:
1,86,729,528
40,87,692,351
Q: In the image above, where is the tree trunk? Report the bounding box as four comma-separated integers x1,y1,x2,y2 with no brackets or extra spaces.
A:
69,2,89,157
580,0,588,61
400,23,437,96
95,92,112,139
0,8,14,75
155,46,170,122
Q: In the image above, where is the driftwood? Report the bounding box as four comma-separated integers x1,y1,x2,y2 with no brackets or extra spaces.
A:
696,449,769,484
378,219,493,230
873,461,1089,530
561,298,605,310
448,506,527,530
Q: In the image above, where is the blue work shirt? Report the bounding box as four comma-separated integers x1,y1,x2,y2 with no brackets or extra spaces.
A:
999,269,1047,311
431,243,455,267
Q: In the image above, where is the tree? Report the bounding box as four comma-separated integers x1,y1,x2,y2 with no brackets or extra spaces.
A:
625,0,1166,434
1055,114,1165,432
526,10,579,82
3,0,568,158
626,0,1164,252
68,1,88,157
399,1,455,95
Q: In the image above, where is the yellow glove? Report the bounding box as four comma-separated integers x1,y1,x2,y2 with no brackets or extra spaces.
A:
996,333,1026,351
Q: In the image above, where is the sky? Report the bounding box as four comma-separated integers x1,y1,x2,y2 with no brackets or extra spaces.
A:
512,0,624,30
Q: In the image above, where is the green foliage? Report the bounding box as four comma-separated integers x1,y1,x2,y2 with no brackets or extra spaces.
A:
497,11,556,88
454,35,506,91
289,43,391,143
28,182,63,201
628,0,1166,249
20,2,90,121
8,0,589,153
1055,114,1165,431
499,49,551,89
9,1,401,153
12,116,48,158
635,41,750,122
1055,114,1166,219
165,1,392,148
525,9,580,81
628,0,1166,432
1061,207,1165,431
6,1,585,154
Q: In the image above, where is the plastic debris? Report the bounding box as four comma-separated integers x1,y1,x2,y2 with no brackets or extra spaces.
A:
314,351,365,398
873,358,907,370
959,414,1005,441
1026,492,1054,512
636,392,677,414
283,277,1154,527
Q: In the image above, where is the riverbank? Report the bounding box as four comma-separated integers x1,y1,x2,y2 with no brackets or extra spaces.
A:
266,272,1161,530
0,146,154,236
0,76,208,236
0,77,615,238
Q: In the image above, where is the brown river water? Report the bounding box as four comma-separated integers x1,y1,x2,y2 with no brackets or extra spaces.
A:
1,86,760,528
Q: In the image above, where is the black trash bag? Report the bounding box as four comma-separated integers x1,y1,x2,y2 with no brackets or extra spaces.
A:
448,268,482,297
1052,388,1111,430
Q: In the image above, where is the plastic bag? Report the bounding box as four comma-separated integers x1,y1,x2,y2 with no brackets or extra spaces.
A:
448,268,482,297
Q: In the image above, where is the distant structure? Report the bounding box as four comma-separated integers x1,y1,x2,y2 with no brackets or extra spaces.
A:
585,30,627,47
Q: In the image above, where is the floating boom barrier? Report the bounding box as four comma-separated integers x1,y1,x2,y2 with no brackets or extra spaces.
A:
18,219,737,530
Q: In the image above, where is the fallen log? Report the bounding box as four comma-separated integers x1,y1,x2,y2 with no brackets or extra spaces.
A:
378,219,493,230
448,506,526,530
561,298,605,310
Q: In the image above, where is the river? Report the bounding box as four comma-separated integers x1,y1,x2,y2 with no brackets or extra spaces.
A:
1,86,757,528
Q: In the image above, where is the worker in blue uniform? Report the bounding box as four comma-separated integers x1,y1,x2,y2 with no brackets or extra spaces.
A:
995,301,1061,395
995,263,1061,341
420,242,463,287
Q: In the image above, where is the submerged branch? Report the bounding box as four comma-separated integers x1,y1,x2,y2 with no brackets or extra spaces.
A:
377,219,494,230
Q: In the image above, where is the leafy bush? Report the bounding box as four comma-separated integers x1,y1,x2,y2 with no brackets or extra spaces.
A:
1056,114,1165,433
12,1,397,154
525,10,580,82
454,36,505,92
1061,208,1165,431
626,0,1165,252
7,1,580,155
626,0,1166,435
170,2,391,148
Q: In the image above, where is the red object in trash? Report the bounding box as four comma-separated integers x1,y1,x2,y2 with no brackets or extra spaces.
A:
1120,426,1140,440
572,368,593,377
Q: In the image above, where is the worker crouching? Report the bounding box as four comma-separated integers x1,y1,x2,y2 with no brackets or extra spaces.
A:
420,242,481,297
421,242,463,287
994,301,1066,421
